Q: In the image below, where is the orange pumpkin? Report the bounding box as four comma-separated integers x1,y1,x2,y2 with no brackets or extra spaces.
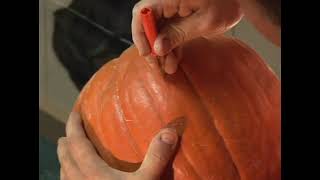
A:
74,36,280,180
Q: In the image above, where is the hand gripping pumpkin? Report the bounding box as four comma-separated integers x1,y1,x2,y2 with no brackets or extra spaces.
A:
73,36,280,180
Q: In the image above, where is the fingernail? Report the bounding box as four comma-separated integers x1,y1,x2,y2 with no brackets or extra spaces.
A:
165,65,177,74
154,40,161,55
165,60,178,75
160,129,178,145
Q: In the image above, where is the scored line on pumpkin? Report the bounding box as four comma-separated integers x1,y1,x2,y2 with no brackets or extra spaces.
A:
191,143,210,147
114,84,144,159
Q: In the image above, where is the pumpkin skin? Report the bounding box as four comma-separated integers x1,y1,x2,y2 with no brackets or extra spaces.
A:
73,36,280,180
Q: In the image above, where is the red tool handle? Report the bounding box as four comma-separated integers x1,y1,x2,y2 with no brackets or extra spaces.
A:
140,8,158,56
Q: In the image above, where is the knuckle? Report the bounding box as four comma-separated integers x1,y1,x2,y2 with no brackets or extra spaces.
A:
67,136,78,147
57,138,67,154
69,136,84,145
168,25,187,46
67,137,86,155
57,137,66,145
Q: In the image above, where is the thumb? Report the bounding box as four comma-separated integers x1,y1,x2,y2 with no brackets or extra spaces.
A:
137,128,178,178
153,14,205,56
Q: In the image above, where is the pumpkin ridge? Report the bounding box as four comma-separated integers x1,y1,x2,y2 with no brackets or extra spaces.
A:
230,39,280,178
141,84,203,180
115,54,173,164
179,67,241,180
115,59,145,159
98,66,142,161
124,54,205,179
226,51,274,140
223,68,266,178
226,38,280,176
113,92,143,159
139,58,166,126
98,61,118,138
128,58,203,179
174,153,202,180
225,67,265,132
231,38,280,107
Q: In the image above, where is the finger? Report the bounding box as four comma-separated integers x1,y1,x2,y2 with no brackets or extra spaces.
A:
137,128,178,178
163,47,183,74
154,13,208,56
132,0,162,56
66,112,86,138
131,14,151,56
164,52,179,74
163,0,179,18
57,138,85,179
131,0,177,56
67,136,115,178
178,5,193,17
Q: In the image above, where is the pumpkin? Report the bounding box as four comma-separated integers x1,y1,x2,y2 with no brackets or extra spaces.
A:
73,36,280,180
